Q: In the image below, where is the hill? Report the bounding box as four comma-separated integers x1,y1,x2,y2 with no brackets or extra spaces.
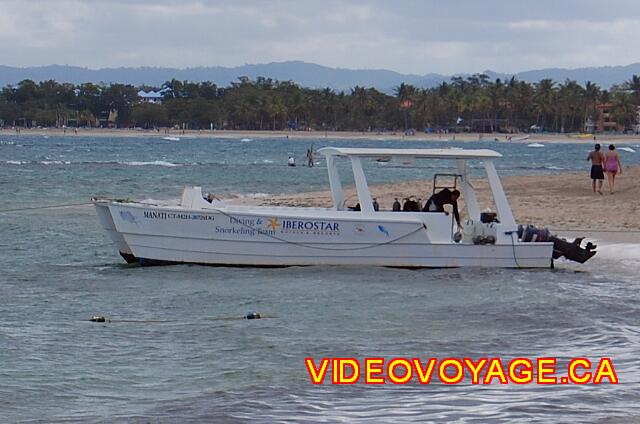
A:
1,61,639,90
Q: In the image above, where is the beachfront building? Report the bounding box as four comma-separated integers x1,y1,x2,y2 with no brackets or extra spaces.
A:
592,103,640,133
137,88,170,104
596,103,620,132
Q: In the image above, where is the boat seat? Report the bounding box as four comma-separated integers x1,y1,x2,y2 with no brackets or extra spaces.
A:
180,186,218,209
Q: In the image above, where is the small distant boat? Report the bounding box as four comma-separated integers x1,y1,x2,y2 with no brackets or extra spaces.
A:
163,136,181,141
618,147,636,153
510,135,529,142
527,143,545,148
93,147,596,268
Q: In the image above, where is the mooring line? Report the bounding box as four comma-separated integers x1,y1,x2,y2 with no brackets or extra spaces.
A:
0,202,93,213
88,313,272,323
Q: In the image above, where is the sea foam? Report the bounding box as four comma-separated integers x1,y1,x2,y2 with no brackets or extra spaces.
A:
122,160,181,167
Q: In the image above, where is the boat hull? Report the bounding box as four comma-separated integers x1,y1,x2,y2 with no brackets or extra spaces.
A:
95,202,554,269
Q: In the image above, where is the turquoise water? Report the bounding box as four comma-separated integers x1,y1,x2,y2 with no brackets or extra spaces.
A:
1,135,639,422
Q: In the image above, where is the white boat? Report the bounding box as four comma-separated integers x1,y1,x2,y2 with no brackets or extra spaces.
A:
93,147,594,268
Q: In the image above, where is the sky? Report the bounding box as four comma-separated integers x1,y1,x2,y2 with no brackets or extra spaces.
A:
1,0,640,75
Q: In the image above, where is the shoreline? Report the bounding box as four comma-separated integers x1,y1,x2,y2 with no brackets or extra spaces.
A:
3,127,640,144
5,127,638,240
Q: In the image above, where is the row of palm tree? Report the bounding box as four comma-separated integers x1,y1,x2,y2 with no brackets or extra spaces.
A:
1,75,639,132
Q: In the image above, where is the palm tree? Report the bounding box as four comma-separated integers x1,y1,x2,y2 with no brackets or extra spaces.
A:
318,88,337,130
394,83,417,130
582,81,600,131
611,91,636,130
534,79,556,131
623,75,640,107
267,95,287,130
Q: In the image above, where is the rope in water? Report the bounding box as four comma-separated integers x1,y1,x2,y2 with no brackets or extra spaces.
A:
88,315,275,323
0,202,93,213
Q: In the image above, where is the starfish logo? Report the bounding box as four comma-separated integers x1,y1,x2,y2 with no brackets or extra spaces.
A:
267,217,280,231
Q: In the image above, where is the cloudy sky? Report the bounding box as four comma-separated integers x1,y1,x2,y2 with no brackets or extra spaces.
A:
1,0,640,74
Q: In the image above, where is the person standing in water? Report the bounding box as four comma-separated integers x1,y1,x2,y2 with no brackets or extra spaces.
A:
288,156,296,167
306,146,314,167
604,144,622,193
587,143,605,194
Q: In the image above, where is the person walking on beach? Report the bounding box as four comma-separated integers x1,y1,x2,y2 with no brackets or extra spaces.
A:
587,143,605,194
604,144,622,194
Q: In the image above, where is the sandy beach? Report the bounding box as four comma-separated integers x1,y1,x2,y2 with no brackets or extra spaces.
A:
3,126,640,144
247,166,640,237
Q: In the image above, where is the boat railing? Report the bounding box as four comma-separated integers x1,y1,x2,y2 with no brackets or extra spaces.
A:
432,173,462,194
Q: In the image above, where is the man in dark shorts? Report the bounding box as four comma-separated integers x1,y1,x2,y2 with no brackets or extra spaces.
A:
423,188,461,227
587,144,605,194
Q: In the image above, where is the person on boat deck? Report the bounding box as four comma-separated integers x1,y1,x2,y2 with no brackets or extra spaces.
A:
423,188,461,227
402,197,420,212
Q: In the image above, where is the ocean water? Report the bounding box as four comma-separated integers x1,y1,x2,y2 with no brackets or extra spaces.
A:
1,134,639,423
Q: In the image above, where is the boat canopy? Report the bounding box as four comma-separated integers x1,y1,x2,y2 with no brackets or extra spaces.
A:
318,147,502,160
318,146,515,230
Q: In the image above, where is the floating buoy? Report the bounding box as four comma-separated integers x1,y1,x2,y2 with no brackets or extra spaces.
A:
246,311,261,320
90,315,107,323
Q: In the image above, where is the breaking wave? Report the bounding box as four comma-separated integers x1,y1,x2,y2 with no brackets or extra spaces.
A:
40,160,72,165
2,159,184,167
121,160,181,167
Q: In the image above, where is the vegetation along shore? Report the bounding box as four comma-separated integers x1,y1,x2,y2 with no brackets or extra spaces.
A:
2,74,640,134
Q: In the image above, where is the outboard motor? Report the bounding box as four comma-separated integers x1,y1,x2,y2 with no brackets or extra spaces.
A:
518,224,597,264
549,236,597,264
